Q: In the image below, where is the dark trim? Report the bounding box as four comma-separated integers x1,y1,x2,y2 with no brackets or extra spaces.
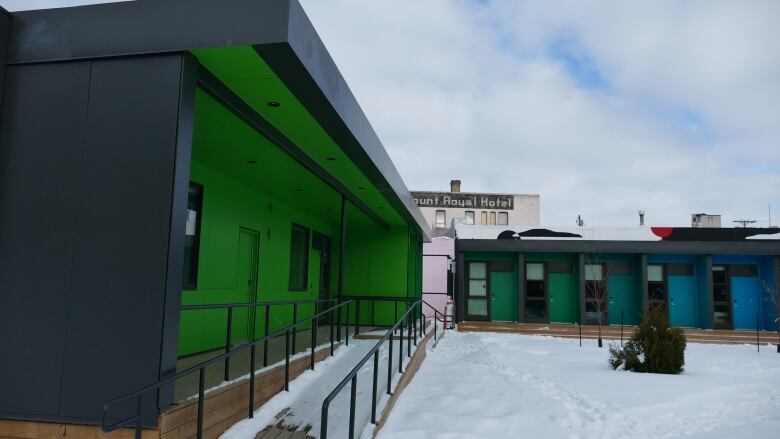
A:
607,262,632,275
464,260,490,321
578,253,586,324
704,255,714,329
158,53,198,412
729,264,758,277
774,256,780,319
337,194,346,304
523,260,549,323
456,238,780,255
423,254,453,259
547,261,573,273
182,180,204,291
639,254,648,317
288,223,311,291
0,7,10,114
490,260,514,272
712,263,733,329
195,65,390,231
456,251,465,322
517,253,525,323
667,263,694,276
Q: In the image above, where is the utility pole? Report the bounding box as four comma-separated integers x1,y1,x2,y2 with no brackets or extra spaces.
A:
733,219,757,228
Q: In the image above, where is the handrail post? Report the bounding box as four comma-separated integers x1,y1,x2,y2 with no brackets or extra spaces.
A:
387,332,394,394
413,305,417,346
249,344,256,418
371,350,379,424
263,304,270,367
394,301,398,335
348,375,357,439
224,307,233,381
355,299,361,336
310,318,317,371
434,311,438,341
345,304,350,347
330,306,335,356
292,303,298,354
285,329,290,391
320,402,330,439
398,319,403,373
197,368,205,439
134,395,142,439
407,314,412,357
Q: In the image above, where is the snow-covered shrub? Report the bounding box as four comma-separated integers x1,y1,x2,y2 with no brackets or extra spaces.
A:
609,307,686,374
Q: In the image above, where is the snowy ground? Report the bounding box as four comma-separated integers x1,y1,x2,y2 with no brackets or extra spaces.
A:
377,331,780,439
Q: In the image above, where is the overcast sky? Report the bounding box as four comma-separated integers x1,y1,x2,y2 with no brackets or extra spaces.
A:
4,0,779,227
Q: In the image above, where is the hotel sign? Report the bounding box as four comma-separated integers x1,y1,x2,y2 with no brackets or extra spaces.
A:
411,192,514,210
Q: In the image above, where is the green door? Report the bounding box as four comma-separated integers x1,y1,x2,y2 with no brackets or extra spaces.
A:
490,272,515,322
548,273,577,323
232,227,259,344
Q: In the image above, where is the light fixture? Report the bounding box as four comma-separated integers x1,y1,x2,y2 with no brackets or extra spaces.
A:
358,187,365,191
326,157,336,161
247,160,257,164
267,101,281,107
295,188,303,192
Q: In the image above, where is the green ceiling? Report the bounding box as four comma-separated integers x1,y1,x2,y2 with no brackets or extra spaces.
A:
191,46,405,228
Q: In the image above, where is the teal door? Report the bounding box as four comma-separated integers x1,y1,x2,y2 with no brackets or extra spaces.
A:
490,272,515,322
732,276,759,329
668,275,697,327
608,274,638,326
233,227,260,344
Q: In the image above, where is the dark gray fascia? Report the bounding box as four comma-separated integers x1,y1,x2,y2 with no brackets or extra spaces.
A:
6,0,431,241
456,239,780,255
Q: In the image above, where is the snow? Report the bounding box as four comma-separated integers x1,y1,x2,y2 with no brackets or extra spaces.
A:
376,331,780,439
221,336,419,439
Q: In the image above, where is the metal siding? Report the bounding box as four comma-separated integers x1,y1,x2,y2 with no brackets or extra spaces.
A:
0,62,92,418
0,8,10,108
58,55,185,423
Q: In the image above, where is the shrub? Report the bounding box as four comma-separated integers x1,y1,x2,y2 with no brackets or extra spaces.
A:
608,307,686,374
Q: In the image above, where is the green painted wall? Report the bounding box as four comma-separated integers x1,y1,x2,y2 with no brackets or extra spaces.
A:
178,162,338,356
526,253,579,324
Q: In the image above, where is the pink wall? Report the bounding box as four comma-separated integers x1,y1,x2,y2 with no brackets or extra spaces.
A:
422,237,454,318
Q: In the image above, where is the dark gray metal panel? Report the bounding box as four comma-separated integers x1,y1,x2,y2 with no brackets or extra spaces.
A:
639,254,648,316
704,255,714,329
0,7,10,109
578,253,585,324
667,263,694,276
774,256,780,321
607,262,632,275
157,54,198,413
6,0,289,64
517,253,525,323
0,61,91,418
456,250,465,323
548,261,573,273
456,239,780,255
58,55,185,423
729,264,757,277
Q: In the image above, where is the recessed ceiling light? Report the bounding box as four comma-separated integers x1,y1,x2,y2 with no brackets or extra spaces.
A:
326,157,336,161
358,187,365,190
267,101,281,107
295,188,303,192
247,160,257,164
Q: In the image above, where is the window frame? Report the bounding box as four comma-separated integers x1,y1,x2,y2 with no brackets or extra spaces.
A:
288,223,311,292
465,210,475,225
434,210,447,228
183,181,204,291
497,211,508,225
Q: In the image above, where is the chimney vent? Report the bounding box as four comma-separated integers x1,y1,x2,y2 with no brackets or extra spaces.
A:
638,210,645,227
450,180,461,193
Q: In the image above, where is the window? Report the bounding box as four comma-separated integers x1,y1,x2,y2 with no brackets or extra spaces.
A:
480,211,488,225
435,210,446,228
712,266,730,326
490,211,496,225
467,262,488,318
525,263,546,319
183,182,203,290
585,263,607,323
647,264,666,314
288,224,310,291
498,212,508,225
465,211,475,225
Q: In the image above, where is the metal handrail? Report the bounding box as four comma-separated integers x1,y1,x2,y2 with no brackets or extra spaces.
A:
319,297,453,439
100,300,352,439
180,298,339,378
340,295,452,338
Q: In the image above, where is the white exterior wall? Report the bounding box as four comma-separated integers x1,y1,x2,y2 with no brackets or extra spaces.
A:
416,193,540,233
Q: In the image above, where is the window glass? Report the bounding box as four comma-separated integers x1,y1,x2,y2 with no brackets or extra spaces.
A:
490,211,496,225
465,211,475,225
480,211,488,225
468,299,488,316
468,280,487,296
526,263,544,280
469,262,487,279
498,212,508,225
585,264,603,281
647,264,664,282
183,182,203,290
712,266,726,284
435,210,446,228
288,224,310,291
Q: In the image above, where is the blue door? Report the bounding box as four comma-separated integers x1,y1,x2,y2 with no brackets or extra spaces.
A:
732,276,759,329
668,275,697,327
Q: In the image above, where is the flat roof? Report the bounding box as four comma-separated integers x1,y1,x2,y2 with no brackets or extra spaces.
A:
6,0,431,240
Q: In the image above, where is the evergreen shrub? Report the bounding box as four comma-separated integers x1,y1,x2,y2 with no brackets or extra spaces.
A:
608,307,686,374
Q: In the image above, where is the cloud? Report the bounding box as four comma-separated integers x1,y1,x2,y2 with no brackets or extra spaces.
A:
299,0,780,226
3,0,778,227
